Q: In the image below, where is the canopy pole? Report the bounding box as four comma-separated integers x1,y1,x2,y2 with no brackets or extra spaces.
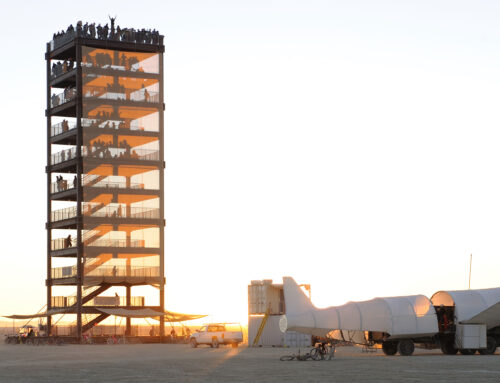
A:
468,253,472,289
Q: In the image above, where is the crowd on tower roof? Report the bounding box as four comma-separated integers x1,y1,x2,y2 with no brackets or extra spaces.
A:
52,18,161,46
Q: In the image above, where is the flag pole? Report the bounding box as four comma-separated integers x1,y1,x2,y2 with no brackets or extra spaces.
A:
468,254,472,289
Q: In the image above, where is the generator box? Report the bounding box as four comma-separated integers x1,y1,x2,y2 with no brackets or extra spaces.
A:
455,324,486,349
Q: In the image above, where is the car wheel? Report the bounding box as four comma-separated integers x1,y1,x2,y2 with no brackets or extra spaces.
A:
190,338,198,348
212,338,219,348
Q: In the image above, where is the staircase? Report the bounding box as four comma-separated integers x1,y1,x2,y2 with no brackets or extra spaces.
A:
83,226,112,246
83,174,107,188
84,254,113,274
252,306,271,347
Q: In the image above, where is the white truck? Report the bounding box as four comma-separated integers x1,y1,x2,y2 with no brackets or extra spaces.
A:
190,323,243,348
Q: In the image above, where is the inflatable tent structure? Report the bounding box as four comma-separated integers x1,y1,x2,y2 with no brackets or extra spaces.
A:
281,277,500,356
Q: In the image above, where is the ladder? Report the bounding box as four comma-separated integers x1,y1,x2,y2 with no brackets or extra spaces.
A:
252,306,271,347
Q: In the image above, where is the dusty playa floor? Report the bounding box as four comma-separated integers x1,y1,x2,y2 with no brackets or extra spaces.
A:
0,343,499,382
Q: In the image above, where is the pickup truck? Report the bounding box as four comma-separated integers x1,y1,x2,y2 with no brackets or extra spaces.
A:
190,323,243,348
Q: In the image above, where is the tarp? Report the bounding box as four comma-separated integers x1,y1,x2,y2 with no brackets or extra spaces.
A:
3,308,72,320
463,302,500,329
431,288,500,326
282,276,438,340
3,308,206,322
97,308,206,322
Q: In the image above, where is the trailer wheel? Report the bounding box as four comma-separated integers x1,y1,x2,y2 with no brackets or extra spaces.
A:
479,337,496,355
441,339,458,355
398,340,414,356
382,341,398,356
459,349,476,355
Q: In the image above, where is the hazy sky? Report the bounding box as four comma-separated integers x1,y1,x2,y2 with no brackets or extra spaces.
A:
1,0,500,324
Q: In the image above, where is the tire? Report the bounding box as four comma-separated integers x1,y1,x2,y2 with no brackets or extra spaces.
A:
107,337,114,345
310,348,322,360
459,349,476,355
441,339,458,355
382,341,398,356
398,340,415,356
479,337,496,355
212,338,219,348
190,338,198,348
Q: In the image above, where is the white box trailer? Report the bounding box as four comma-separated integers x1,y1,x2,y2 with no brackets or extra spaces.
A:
455,324,486,349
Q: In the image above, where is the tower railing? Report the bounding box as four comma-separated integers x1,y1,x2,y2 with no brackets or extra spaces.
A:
83,85,160,103
51,87,77,107
51,265,161,279
51,177,147,194
51,147,160,165
51,205,160,222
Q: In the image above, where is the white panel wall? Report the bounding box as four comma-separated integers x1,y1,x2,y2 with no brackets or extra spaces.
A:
248,315,311,347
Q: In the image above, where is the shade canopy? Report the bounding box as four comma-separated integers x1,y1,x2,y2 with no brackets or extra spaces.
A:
283,276,438,340
431,287,500,328
3,308,206,322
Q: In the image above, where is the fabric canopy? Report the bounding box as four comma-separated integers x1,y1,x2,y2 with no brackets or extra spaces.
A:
283,276,439,340
3,308,72,320
3,308,206,322
97,308,206,322
431,287,500,326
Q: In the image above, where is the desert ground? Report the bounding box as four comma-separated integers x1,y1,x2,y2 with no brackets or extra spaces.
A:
1,343,499,382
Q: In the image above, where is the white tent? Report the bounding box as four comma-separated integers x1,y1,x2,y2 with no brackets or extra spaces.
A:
431,288,500,328
282,277,438,340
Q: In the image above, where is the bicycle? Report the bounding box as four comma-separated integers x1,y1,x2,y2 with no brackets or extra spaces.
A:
82,334,93,344
107,335,127,345
310,341,336,360
280,349,312,361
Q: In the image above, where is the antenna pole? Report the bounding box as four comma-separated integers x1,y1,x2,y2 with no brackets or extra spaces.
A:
468,254,472,289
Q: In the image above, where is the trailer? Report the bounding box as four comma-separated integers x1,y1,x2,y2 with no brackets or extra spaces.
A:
430,288,500,355
282,277,500,356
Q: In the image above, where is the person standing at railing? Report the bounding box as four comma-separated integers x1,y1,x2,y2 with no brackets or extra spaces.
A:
65,234,72,248
73,175,77,189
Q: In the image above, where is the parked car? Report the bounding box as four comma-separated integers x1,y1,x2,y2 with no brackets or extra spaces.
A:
190,323,243,348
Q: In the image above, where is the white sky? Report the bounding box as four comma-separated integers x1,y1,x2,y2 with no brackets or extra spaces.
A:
1,0,500,324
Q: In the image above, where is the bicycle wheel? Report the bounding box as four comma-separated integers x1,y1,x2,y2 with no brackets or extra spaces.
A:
298,353,311,361
280,355,295,361
310,348,322,361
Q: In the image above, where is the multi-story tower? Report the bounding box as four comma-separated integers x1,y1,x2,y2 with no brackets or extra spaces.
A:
46,23,165,339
